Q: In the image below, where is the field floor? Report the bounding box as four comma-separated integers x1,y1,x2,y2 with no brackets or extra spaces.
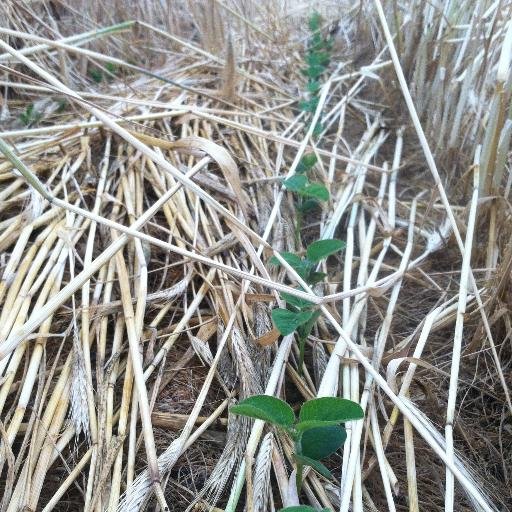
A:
0,1,511,511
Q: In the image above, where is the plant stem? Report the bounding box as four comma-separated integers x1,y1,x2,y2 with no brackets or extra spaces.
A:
296,462,304,493
298,335,307,375
294,206,303,245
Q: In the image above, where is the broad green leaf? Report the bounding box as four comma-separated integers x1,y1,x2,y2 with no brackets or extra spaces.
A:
295,419,341,432
283,174,308,192
312,122,324,136
269,251,302,267
279,507,330,512
269,252,313,280
308,33,333,52
308,12,322,32
301,425,346,460
300,183,329,201
298,153,318,172
306,51,330,67
230,395,295,428
295,258,315,280
306,239,345,263
272,309,315,336
297,199,320,214
307,81,321,94
299,97,319,113
280,292,314,309
293,453,332,479
309,33,323,51
299,397,364,423
306,64,327,79
308,271,327,284
296,310,321,339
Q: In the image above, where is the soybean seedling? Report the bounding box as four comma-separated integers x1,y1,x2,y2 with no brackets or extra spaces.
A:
270,238,345,373
231,395,364,502
300,11,333,135
285,13,334,239
283,152,329,239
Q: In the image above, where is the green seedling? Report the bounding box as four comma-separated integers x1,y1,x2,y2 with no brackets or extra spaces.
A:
296,153,317,175
105,62,118,75
89,67,104,83
231,395,363,498
283,152,330,238
276,13,340,370
283,175,329,202
300,10,333,135
89,62,119,84
270,239,345,372
19,103,43,127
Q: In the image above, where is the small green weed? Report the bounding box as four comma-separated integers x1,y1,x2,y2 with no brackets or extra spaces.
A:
88,62,119,84
19,103,43,127
89,68,103,84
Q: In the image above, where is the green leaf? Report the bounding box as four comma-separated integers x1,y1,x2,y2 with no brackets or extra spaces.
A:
296,310,321,339
269,252,302,267
300,183,329,201
306,64,327,79
308,12,322,32
297,199,320,214
272,309,315,336
299,397,364,423
294,453,332,479
301,425,347,460
307,81,321,94
269,252,313,280
306,51,330,67
279,507,330,512
294,258,315,280
296,154,318,174
306,239,345,263
283,174,308,192
89,68,103,83
308,271,327,284
280,292,314,309
299,97,319,113
309,33,324,50
295,419,341,432
230,395,295,428
312,122,324,137
105,62,118,75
